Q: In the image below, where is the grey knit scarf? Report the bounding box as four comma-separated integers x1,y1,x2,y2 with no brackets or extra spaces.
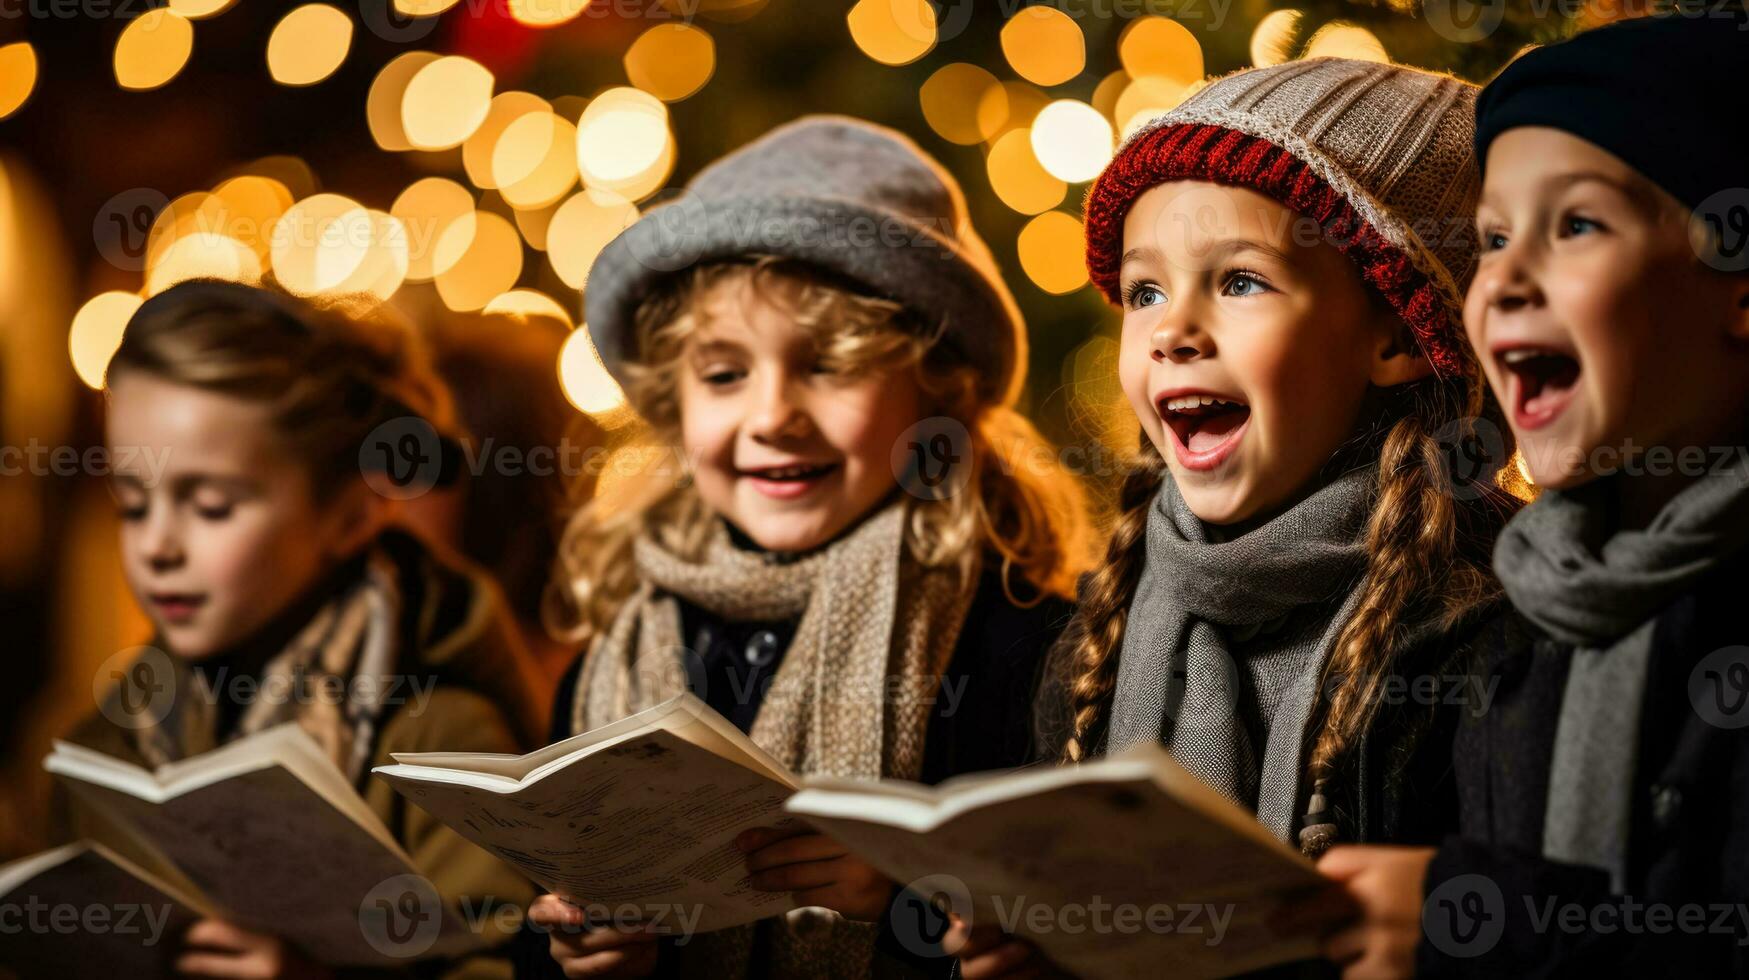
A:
1106,463,1375,842
1494,450,1749,890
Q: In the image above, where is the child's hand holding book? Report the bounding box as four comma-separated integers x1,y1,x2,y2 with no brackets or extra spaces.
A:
735,826,895,923
526,894,661,979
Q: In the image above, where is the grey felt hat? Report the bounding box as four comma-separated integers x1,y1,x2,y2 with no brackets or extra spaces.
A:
582,115,1028,405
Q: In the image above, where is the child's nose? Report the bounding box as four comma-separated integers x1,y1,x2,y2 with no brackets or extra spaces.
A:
141,513,186,572
1152,317,1211,363
746,377,812,441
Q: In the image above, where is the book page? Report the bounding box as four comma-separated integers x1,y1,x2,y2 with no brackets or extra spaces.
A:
56,766,481,966
0,842,204,979
376,727,802,934
790,772,1327,979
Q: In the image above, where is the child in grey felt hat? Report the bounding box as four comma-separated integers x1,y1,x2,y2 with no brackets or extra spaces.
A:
518,116,1095,979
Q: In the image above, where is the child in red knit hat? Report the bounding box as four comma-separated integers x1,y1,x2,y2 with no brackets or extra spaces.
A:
957,58,1523,977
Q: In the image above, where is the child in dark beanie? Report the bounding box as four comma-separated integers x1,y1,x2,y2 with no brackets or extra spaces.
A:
1295,10,1749,977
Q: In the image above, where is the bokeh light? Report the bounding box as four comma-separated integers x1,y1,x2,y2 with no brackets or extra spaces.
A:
1017,211,1088,294
391,177,475,282
558,325,629,416
485,289,573,325
367,51,441,152
69,292,144,390
576,88,674,202
509,0,591,28
1030,100,1113,183
999,6,1085,87
1118,15,1204,85
114,9,195,91
266,4,353,87
0,43,38,120
846,0,936,66
432,210,523,311
1251,9,1303,67
496,111,579,210
1303,22,1389,62
546,188,639,290
624,24,717,102
401,56,495,151
919,63,1007,146
986,130,1065,215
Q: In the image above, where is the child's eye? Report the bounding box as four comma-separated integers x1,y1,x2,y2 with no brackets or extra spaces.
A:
116,503,147,522
1221,270,1272,297
1560,214,1603,237
194,502,234,521
1124,282,1165,309
1479,228,1508,252
699,366,745,386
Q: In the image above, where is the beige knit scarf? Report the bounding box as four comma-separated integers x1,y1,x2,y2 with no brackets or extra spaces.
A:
135,552,404,785
571,499,975,978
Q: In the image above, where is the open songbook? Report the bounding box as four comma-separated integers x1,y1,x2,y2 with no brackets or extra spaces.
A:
372,692,802,934
29,724,484,969
784,742,1332,980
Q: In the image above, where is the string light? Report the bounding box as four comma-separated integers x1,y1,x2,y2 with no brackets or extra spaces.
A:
624,24,717,102
1030,100,1112,183
114,8,195,91
0,43,38,120
266,4,353,86
846,0,936,66
401,56,495,151
69,292,144,390
1000,6,1085,87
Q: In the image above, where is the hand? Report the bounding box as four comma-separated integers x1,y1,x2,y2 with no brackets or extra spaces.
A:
527,894,661,979
175,919,331,979
1311,845,1436,980
736,827,895,922
945,919,1069,980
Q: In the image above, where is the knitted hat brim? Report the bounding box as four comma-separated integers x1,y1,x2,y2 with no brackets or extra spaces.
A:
1084,120,1475,380
584,194,1027,406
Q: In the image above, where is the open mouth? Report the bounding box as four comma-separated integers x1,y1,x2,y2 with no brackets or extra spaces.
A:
1157,392,1251,471
1497,346,1580,431
739,462,840,499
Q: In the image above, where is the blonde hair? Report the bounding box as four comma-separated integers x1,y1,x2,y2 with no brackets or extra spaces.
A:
546,257,1094,646
1057,370,1521,855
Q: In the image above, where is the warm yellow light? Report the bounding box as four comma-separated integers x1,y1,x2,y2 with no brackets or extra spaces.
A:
1091,69,1129,123
546,188,639,290
209,175,294,265
846,0,935,66
392,177,476,282
146,233,262,295
1017,211,1087,294
401,56,494,150
558,325,629,415
1030,100,1112,183
576,89,675,201
433,210,523,312
1303,22,1389,63
0,43,38,120
368,51,441,152
270,194,407,299
624,24,716,102
919,63,1006,146
143,192,217,272
485,288,573,326
980,80,1049,144
1118,15,1203,86
508,0,591,27
496,111,579,210
1251,9,1303,67
114,9,195,91
168,0,233,17
266,4,353,86
463,92,551,189
70,292,145,390
999,6,1084,87
986,130,1065,216
1115,75,1192,136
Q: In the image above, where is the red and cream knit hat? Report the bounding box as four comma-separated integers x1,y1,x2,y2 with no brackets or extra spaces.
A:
1084,58,1481,378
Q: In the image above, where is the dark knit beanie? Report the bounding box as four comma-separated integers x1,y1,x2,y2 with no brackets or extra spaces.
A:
1085,59,1483,379
1475,10,1749,213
